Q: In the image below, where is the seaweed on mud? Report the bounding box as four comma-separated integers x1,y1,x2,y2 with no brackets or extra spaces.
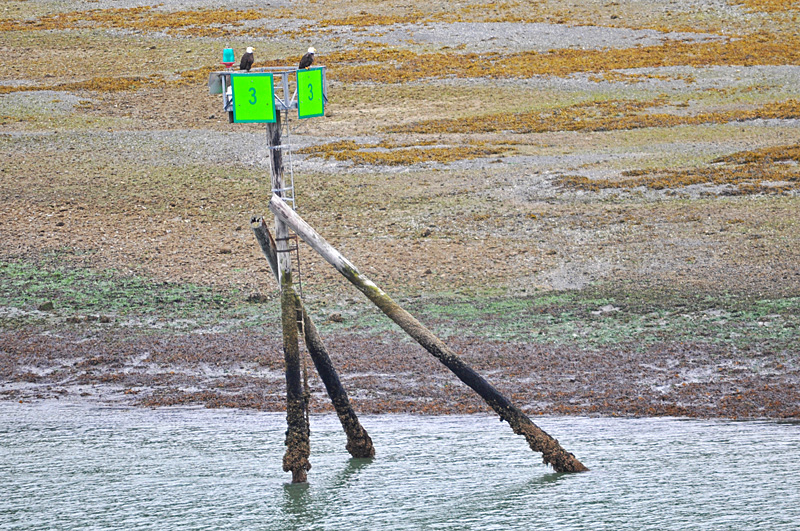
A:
322,33,800,84
730,0,800,13
1,1,798,422
0,7,264,34
4,11,800,94
297,139,511,165
556,143,800,195
389,98,800,135
317,11,426,27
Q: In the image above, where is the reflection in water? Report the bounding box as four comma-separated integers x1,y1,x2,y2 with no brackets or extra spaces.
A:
1,404,799,530
281,482,315,528
279,458,375,527
530,471,567,486
332,458,374,489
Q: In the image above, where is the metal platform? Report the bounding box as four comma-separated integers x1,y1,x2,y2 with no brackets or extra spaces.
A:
208,66,327,114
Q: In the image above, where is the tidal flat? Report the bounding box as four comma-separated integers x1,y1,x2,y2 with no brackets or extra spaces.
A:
1,0,798,419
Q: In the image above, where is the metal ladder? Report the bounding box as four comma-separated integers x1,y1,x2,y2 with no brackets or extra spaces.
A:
270,109,298,209
269,109,304,306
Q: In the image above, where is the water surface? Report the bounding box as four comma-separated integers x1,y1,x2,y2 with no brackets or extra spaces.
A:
1,402,798,530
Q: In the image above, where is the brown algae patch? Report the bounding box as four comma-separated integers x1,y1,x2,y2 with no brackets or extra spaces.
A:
326,33,800,84
297,139,512,165
557,143,800,195
0,76,154,95
9,11,799,85
587,71,697,84
389,99,800,135
0,68,214,95
0,7,265,34
318,11,427,27
730,0,800,13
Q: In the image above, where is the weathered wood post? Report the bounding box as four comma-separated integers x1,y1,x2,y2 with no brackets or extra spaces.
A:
268,114,311,483
252,217,375,458
269,194,588,473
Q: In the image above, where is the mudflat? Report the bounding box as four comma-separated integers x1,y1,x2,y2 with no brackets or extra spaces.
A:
1,1,798,419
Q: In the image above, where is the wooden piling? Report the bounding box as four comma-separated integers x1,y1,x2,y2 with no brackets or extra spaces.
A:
279,269,310,482
252,218,375,458
269,194,588,473
267,115,311,483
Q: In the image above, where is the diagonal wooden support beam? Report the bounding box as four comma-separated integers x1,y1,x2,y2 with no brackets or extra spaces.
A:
269,194,588,473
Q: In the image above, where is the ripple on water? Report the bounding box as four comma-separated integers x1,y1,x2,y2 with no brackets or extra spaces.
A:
1,402,798,530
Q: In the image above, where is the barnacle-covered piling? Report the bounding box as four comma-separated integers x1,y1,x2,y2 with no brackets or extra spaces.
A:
269,194,588,473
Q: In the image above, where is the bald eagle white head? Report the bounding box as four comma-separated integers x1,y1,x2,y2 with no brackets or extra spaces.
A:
240,47,254,71
299,47,316,70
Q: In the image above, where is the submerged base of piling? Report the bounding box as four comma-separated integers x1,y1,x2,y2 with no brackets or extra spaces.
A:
281,272,311,483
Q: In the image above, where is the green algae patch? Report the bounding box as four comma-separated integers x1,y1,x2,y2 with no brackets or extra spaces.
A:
0,260,231,317
0,259,284,331
411,287,800,350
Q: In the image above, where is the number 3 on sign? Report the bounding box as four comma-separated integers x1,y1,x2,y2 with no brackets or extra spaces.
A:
297,68,324,119
230,73,275,123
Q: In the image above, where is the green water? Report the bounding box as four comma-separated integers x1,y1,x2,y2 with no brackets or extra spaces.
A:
1,402,798,530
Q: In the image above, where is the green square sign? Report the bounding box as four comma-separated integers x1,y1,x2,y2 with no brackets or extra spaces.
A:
297,67,324,119
231,73,276,123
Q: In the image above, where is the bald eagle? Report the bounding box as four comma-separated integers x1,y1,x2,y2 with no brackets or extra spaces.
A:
299,47,315,69
240,47,254,72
